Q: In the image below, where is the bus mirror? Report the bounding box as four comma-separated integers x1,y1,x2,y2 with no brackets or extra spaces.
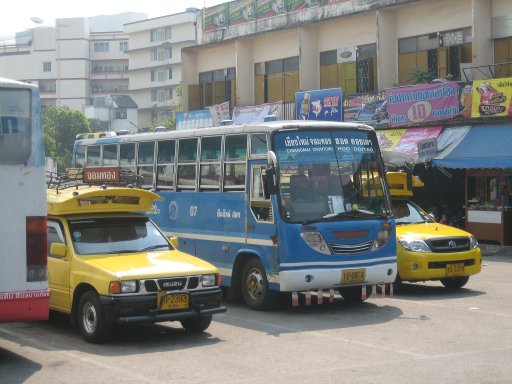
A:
264,168,277,195
50,243,67,258
267,151,277,168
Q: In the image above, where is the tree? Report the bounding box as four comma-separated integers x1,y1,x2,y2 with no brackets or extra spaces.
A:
408,68,437,84
43,105,91,171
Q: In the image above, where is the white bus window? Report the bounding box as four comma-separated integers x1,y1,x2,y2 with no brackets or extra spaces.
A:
156,140,175,190
225,135,247,160
0,89,31,164
178,164,196,189
138,141,155,188
120,143,135,169
250,133,267,156
86,145,101,166
103,144,118,166
200,136,221,190
75,145,86,168
224,163,245,189
178,138,198,162
177,138,198,190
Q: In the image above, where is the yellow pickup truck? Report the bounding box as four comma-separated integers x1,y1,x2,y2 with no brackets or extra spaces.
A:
388,172,481,292
46,170,226,343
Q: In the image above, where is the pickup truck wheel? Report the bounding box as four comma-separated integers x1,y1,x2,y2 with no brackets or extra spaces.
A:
440,276,470,289
77,291,112,343
180,315,212,332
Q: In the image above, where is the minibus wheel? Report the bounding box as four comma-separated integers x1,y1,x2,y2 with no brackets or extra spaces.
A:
181,315,212,332
77,291,112,343
440,275,469,289
241,258,278,310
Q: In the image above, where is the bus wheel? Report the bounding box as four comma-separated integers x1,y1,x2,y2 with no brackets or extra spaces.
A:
440,276,469,289
77,291,112,343
180,315,212,332
241,258,278,310
339,286,371,303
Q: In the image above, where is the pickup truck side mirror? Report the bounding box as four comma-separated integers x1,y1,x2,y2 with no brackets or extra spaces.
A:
50,242,67,258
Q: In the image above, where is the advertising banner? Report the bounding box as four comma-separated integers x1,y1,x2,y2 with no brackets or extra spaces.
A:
378,126,443,158
343,91,388,124
385,82,460,127
256,0,287,20
232,101,282,124
208,101,231,126
228,0,256,25
176,110,213,130
204,4,229,31
471,78,512,118
288,0,320,13
295,88,342,121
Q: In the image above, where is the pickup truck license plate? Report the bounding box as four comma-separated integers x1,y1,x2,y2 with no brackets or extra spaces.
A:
446,263,465,276
157,292,189,310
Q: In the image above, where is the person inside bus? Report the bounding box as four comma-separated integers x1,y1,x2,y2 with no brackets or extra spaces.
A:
290,165,312,202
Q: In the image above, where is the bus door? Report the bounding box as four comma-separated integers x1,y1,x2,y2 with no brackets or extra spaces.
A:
246,163,277,266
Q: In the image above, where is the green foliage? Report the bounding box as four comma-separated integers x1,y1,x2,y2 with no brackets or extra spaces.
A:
149,116,176,132
42,105,91,170
408,68,437,84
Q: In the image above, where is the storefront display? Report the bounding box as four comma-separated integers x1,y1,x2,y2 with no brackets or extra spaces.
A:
466,170,512,245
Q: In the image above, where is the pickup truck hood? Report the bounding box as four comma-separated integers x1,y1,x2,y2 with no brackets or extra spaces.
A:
396,222,472,240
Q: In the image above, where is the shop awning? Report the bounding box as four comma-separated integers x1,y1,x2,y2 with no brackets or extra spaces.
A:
433,124,512,169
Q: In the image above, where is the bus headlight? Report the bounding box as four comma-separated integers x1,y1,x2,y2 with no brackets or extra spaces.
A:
201,274,217,287
371,225,392,251
470,236,479,249
300,232,331,255
398,238,431,252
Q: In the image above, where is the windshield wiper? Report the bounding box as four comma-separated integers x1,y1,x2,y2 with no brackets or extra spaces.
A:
140,244,170,252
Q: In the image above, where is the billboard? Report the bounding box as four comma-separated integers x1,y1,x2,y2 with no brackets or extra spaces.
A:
471,78,512,118
295,88,342,121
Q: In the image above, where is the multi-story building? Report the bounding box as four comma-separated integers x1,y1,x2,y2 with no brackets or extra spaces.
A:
181,0,512,113
0,12,145,123
123,9,198,128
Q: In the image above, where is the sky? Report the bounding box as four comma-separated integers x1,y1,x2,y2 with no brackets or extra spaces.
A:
0,0,228,36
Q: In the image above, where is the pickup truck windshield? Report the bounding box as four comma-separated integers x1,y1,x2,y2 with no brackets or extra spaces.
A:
68,216,171,255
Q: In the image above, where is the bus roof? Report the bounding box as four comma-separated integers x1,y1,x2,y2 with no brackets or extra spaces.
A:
74,120,375,145
47,186,162,216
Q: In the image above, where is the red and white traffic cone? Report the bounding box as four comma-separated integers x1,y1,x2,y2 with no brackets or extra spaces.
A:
381,283,386,298
329,289,335,303
317,289,323,305
361,285,367,301
371,284,377,298
305,291,312,306
292,292,299,307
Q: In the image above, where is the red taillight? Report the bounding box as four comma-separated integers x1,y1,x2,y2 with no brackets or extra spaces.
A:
26,216,48,282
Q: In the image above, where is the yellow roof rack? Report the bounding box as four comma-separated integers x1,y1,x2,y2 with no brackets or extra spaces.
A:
47,186,162,216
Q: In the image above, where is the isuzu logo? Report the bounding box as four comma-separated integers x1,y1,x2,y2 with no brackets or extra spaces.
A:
163,281,182,288
448,241,457,248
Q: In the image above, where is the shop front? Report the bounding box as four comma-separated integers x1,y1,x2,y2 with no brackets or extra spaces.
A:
433,123,512,245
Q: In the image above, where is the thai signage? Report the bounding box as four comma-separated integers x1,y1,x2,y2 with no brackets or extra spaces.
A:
295,88,342,122
176,110,213,130
378,126,443,157
208,101,231,126
385,82,460,127
471,78,512,118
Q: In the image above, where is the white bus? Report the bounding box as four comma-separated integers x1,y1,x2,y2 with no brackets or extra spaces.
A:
0,78,49,322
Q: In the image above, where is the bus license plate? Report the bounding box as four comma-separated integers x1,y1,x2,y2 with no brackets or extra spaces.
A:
157,292,189,310
446,263,465,276
342,269,366,284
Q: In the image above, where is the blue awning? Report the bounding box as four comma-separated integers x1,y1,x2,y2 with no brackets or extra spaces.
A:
432,124,512,169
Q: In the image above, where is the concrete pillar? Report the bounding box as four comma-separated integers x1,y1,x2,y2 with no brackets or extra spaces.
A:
235,39,254,106
181,50,198,112
299,25,319,91
472,0,493,80
377,9,397,90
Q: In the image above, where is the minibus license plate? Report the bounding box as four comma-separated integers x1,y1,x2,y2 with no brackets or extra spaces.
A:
157,292,189,310
342,269,366,284
446,263,465,276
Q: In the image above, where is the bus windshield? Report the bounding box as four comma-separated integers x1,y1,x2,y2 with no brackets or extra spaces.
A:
274,129,391,222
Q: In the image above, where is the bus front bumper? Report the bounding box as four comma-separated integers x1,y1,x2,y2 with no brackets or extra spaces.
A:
276,262,397,292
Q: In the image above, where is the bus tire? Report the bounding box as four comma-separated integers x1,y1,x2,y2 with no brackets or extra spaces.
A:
339,285,371,303
180,315,212,332
440,276,469,289
77,291,112,343
241,258,278,311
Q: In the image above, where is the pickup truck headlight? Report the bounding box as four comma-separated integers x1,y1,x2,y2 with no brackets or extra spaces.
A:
109,280,138,294
470,236,479,249
398,238,431,252
201,274,217,287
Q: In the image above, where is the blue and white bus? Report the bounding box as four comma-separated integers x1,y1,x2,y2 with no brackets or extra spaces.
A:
73,121,397,309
